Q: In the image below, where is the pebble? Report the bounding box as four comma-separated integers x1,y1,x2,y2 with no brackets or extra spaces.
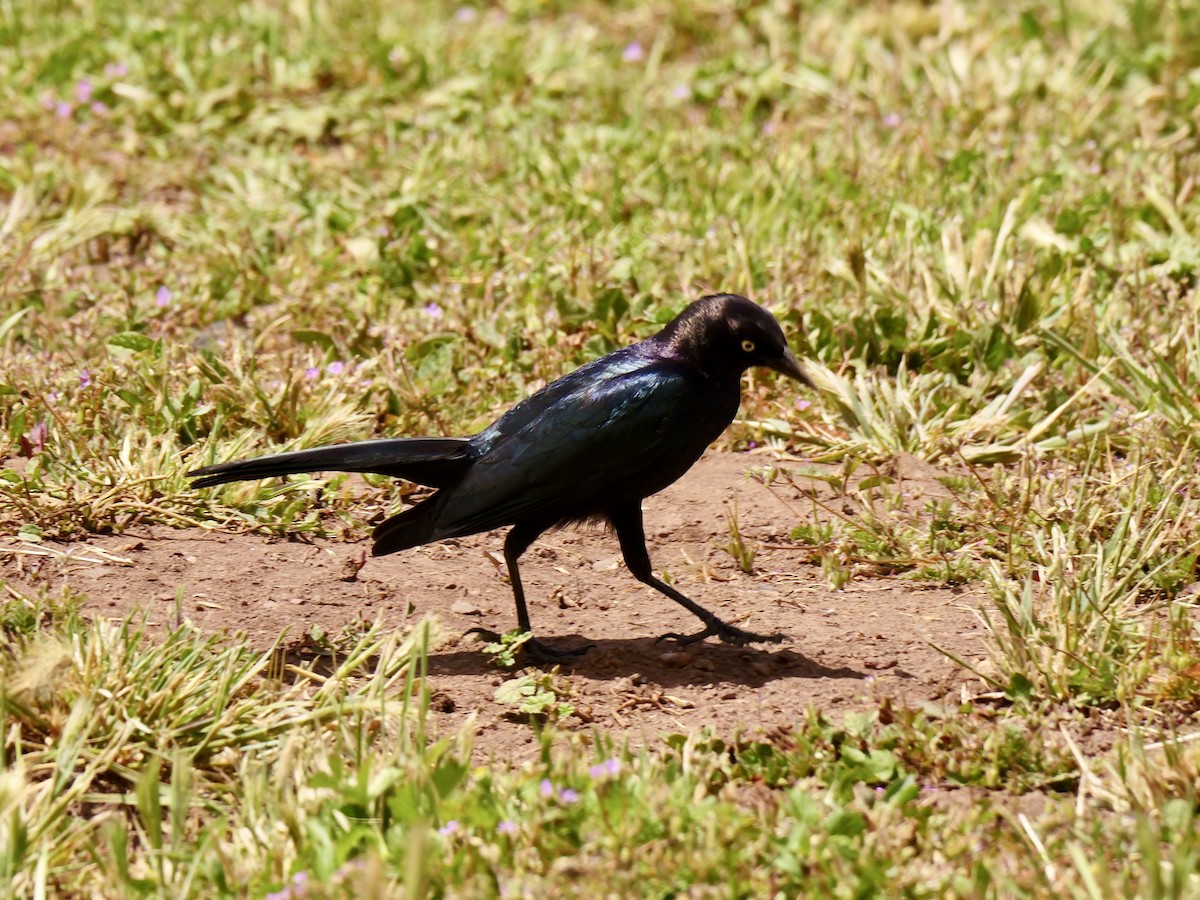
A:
864,658,898,670
659,651,693,667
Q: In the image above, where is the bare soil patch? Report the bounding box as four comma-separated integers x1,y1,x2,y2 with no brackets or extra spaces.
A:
2,452,988,760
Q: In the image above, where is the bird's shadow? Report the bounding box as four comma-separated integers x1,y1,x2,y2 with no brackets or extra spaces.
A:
426,634,866,688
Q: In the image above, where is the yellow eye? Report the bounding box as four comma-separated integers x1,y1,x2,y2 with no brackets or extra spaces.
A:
741,339,756,353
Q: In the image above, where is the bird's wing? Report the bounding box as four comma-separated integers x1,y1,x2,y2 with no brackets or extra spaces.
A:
433,364,716,537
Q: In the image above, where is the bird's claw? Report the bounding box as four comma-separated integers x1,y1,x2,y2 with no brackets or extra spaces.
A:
465,627,595,663
655,620,785,648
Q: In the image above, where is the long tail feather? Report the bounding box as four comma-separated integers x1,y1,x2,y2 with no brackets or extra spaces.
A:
189,438,472,489
371,496,447,556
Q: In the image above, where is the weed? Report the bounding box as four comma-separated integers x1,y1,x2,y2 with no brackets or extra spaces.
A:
722,500,757,573
494,669,577,724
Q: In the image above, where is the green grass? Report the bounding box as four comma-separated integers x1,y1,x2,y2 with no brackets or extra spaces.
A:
4,0,1200,895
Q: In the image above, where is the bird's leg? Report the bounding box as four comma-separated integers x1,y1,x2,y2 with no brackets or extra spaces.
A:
610,504,785,648
464,521,596,662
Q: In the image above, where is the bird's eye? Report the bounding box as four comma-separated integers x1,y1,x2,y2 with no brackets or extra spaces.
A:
741,339,756,353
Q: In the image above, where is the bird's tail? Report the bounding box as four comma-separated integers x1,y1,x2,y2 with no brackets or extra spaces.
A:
188,438,472,489
370,496,448,556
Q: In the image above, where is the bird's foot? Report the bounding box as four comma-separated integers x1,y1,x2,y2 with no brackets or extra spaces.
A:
465,627,596,663
655,619,785,648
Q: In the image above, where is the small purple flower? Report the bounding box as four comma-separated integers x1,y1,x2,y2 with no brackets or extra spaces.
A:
761,120,777,136
559,788,580,804
21,421,48,455
588,757,621,779
747,440,757,450
437,820,459,836
376,225,389,236
265,871,308,900
539,778,554,798
672,84,692,100
155,285,171,307
76,80,93,103
794,398,812,410
55,102,73,119
79,369,91,389
883,112,901,128
622,42,644,62
454,6,477,22
305,366,320,380
423,302,443,319
326,361,345,375
332,860,366,880
104,62,129,78
497,820,518,835
48,390,59,402
91,101,109,115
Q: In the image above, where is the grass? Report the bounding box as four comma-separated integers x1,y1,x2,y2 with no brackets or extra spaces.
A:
3,0,1200,895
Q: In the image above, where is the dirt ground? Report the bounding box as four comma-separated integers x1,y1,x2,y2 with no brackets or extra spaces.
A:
1,451,989,760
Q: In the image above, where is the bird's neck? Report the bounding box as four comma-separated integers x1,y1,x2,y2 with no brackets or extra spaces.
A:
646,335,746,384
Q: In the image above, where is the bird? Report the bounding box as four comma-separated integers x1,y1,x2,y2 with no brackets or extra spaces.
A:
189,293,810,661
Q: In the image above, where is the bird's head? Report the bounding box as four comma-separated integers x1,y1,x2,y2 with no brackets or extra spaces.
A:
657,293,811,386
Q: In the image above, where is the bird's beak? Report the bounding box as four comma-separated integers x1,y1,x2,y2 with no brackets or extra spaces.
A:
766,347,812,387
